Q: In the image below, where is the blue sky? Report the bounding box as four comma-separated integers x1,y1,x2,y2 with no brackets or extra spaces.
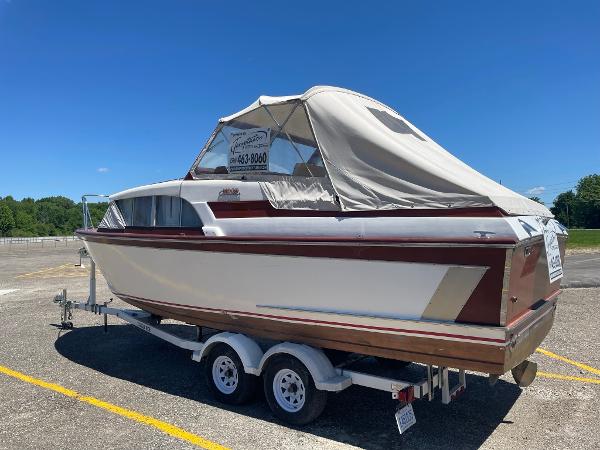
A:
1,0,598,206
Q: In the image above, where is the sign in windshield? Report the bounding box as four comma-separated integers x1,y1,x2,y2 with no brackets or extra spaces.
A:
228,127,270,173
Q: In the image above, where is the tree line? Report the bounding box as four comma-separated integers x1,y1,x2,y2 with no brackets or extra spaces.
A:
0,196,107,237
547,174,600,229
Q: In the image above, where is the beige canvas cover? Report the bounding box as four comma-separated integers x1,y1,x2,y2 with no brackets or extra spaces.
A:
209,86,552,217
260,178,339,211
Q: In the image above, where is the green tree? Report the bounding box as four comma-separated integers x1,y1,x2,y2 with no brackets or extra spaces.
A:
36,202,64,230
1,195,19,216
0,196,107,236
88,202,108,227
575,174,600,228
14,211,37,235
551,191,577,227
528,196,544,204
19,197,36,215
0,203,16,236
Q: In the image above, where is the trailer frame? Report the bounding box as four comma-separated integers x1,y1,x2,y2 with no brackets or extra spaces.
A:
54,252,469,433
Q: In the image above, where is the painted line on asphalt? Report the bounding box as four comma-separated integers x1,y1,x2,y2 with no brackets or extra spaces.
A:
0,364,229,450
15,264,88,279
0,289,19,296
537,371,600,385
537,348,600,377
15,264,70,278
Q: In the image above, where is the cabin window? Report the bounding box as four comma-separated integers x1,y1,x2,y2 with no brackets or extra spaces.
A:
181,199,203,227
132,196,153,227
116,198,134,226
195,130,229,174
155,195,181,227
115,196,202,229
193,101,326,178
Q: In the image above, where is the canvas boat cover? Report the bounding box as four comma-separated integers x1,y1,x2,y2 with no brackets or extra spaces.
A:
202,86,551,217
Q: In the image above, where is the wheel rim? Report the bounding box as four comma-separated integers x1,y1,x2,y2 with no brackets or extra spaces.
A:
272,368,306,413
212,355,239,394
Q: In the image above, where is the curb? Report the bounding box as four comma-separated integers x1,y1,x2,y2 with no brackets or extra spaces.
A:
561,281,600,288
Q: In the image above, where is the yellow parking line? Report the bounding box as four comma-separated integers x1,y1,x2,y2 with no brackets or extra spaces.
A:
16,264,66,278
536,348,600,377
0,364,229,450
16,264,88,279
538,371,600,385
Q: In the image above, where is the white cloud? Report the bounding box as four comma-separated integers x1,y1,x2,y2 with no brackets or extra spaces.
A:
526,186,545,195
97,167,109,173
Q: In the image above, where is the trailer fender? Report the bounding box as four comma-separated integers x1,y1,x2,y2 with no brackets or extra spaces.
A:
258,342,350,392
192,332,263,375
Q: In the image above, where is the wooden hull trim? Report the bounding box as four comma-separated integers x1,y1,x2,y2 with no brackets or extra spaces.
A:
116,292,507,344
120,294,508,374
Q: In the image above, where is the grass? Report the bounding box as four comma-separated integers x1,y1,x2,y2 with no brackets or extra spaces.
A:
566,229,600,249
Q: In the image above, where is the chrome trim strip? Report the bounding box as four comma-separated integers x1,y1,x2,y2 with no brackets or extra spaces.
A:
499,248,513,326
79,233,516,249
513,235,544,248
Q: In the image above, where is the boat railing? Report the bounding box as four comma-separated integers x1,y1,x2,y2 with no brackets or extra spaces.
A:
81,194,110,230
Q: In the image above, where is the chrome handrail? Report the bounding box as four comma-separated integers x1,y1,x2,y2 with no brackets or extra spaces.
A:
81,194,110,229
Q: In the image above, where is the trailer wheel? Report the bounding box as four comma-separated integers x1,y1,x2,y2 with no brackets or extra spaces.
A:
148,314,162,326
205,344,257,405
263,355,328,425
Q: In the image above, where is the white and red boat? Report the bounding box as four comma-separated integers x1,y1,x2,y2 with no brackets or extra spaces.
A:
78,86,567,377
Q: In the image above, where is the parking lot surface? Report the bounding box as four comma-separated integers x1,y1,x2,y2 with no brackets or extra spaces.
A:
1,243,599,449
561,251,600,288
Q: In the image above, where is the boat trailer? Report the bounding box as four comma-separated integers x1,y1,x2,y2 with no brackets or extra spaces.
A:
54,252,470,434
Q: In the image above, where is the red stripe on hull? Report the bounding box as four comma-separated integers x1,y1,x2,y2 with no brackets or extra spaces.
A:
208,200,507,219
78,229,510,326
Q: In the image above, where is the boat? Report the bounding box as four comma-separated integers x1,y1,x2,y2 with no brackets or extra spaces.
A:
78,86,567,377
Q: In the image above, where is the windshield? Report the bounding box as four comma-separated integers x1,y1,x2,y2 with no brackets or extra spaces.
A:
191,102,326,178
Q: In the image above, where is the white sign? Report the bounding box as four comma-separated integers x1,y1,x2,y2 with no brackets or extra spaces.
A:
228,127,270,173
395,403,417,434
541,221,563,283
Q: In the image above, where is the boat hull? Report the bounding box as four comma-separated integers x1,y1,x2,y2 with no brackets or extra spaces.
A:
79,230,561,374
120,292,556,375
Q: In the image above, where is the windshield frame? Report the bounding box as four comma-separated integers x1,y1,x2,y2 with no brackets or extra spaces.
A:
186,101,329,181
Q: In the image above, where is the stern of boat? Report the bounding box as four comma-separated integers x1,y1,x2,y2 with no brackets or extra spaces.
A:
498,218,567,373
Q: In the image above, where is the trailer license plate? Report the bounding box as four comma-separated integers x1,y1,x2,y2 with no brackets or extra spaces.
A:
395,404,416,434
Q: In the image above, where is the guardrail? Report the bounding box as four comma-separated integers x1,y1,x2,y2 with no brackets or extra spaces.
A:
0,236,80,247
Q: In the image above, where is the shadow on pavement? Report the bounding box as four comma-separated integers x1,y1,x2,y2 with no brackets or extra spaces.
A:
55,324,522,449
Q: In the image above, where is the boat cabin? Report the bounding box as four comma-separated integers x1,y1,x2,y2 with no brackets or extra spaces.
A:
98,86,552,233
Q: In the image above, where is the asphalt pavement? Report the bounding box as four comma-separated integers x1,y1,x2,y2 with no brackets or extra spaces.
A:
0,243,599,449
561,252,600,288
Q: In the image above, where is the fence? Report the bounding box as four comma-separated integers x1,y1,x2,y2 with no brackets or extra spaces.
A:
0,236,80,248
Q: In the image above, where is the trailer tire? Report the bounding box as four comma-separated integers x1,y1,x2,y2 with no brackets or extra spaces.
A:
148,314,162,326
263,355,328,425
205,344,257,405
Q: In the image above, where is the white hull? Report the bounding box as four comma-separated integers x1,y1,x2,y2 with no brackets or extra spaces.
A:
85,240,505,344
